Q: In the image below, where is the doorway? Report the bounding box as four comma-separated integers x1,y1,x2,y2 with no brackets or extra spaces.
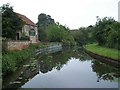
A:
16,33,19,40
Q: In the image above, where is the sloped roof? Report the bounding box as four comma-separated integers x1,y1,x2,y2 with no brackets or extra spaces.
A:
16,13,36,26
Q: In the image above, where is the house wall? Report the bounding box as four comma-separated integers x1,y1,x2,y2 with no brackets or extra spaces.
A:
22,25,30,36
30,36,37,43
22,25,38,43
30,26,38,43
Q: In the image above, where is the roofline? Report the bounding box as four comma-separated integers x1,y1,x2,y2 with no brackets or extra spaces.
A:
26,24,37,27
15,12,36,26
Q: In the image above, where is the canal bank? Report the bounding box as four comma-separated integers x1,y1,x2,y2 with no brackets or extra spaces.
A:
2,46,120,89
35,44,62,55
2,43,63,89
83,44,120,67
2,43,62,76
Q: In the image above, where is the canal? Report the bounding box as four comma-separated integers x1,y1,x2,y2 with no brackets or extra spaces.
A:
2,47,119,89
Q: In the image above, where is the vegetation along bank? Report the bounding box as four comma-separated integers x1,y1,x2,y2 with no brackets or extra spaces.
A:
2,44,37,75
84,44,120,66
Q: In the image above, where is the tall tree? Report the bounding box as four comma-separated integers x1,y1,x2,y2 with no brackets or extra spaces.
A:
37,13,55,41
1,3,24,40
94,17,120,49
94,17,115,45
45,23,76,46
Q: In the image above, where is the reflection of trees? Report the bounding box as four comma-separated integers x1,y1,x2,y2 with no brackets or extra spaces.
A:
3,60,39,89
37,47,92,74
67,47,92,61
91,60,120,82
38,50,71,73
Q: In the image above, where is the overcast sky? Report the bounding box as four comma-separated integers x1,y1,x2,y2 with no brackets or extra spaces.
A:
0,0,119,29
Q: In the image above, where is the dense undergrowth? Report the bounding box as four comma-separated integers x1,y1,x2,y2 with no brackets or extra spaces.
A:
2,44,37,75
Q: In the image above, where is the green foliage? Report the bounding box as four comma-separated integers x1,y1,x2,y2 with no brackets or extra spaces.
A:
71,16,120,50
1,3,24,40
45,23,76,46
94,17,120,50
45,24,64,42
70,26,96,46
2,44,36,75
37,13,55,41
37,13,76,46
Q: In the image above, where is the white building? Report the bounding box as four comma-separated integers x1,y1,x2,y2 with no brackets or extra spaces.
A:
16,13,39,43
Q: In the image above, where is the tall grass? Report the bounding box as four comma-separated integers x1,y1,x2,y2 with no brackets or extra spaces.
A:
2,44,36,75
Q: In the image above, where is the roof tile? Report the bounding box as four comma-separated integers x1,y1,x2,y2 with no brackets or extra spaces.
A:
16,13,36,26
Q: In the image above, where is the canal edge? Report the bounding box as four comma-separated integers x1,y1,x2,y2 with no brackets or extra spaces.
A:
83,47,120,67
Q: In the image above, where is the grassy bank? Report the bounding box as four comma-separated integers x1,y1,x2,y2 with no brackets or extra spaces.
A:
84,44,119,60
2,42,61,75
2,44,37,75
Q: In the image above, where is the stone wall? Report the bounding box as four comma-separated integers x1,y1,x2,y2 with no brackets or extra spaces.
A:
6,41,30,51
30,36,37,43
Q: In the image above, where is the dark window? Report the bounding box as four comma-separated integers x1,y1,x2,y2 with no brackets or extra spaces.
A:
29,30,35,36
16,33,19,40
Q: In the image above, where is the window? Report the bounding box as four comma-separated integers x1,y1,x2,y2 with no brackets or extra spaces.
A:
29,30,35,36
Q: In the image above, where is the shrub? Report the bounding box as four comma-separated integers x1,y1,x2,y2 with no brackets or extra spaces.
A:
2,44,36,75
45,23,76,46
2,53,16,74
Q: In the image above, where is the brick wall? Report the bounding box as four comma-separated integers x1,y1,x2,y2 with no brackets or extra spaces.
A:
7,41,30,51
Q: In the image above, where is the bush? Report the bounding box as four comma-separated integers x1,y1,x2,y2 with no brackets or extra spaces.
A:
2,54,16,74
94,17,120,50
2,44,36,75
45,23,76,46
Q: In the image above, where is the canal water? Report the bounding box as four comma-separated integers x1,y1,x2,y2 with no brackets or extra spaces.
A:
3,47,119,89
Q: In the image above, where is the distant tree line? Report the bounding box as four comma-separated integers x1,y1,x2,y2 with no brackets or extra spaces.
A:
70,17,120,50
70,26,96,46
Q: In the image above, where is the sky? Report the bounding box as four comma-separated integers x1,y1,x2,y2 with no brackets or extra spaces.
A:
0,0,119,29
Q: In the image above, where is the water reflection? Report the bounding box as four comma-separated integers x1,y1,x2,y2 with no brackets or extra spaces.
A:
92,60,120,82
2,47,120,89
2,58,39,89
38,47,91,74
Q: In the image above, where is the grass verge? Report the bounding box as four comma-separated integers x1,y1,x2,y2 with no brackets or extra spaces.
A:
2,42,60,75
84,44,120,60
2,44,37,75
